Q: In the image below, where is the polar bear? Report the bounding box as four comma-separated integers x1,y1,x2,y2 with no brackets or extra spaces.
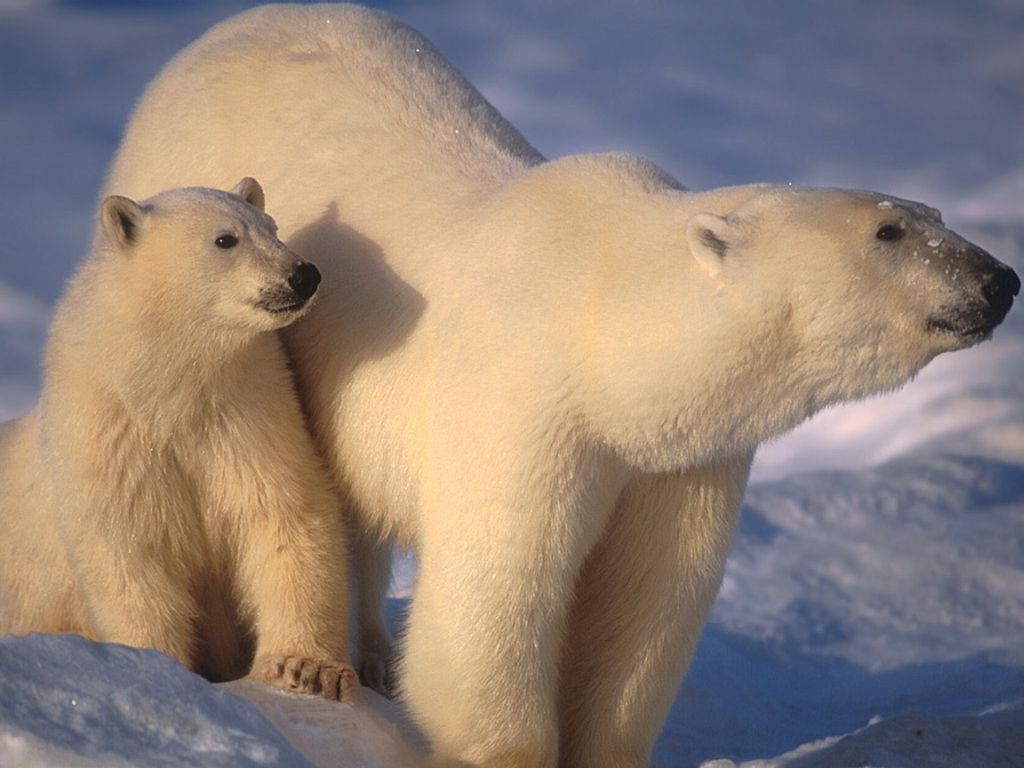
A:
101,4,1019,766
0,179,357,702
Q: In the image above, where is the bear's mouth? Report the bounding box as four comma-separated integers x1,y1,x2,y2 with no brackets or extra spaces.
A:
926,259,1018,344
925,309,997,343
264,300,308,314
254,287,311,315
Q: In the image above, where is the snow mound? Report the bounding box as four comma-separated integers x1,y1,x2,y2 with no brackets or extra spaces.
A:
0,633,425,768
701,702,1024,768
723,447,1024,670
649,403,1024,765
221,680,425,768
0,633,308,767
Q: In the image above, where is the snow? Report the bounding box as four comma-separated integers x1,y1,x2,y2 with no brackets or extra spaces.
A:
221,681,425,768
0,633,426,768
1,1,1022,766
701,703,1024,768
0,633,310,767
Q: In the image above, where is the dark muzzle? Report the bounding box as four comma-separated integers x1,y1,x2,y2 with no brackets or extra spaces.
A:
980,258,1020,327
928,247,1019,340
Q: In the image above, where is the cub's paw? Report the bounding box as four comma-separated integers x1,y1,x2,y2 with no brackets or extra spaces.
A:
250,655,359,703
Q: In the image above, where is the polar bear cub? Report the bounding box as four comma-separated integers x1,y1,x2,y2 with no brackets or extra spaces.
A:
0,179,356,701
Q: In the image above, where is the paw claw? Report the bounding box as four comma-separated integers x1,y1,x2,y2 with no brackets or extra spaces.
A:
298,659,320,692
320,665,341,700
254,655,286,680
337,665,359,704
284,657,303,687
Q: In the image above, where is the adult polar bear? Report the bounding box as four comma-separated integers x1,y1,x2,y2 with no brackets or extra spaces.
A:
104,4,1018,766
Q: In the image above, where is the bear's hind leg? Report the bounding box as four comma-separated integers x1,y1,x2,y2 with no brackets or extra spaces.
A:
557,455,751,768
350,522,396,696
71,534,202,668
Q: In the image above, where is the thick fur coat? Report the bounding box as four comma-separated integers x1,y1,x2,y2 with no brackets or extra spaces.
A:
100,5,1017,765
0,180,357,702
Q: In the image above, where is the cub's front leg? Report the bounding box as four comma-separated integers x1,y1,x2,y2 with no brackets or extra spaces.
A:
238,496,359,703
230,415,359,703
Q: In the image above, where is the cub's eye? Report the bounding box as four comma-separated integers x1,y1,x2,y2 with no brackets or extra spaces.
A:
875,224,904,242
215,233,238,249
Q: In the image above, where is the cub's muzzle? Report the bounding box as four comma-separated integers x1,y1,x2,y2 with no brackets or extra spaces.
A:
256,260,322,315
288,261,321,302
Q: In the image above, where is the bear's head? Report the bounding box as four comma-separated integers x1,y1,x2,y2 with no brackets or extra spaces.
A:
505,156,1018,470
685,186,1019,398
98,178,321,333
673,183,1018,467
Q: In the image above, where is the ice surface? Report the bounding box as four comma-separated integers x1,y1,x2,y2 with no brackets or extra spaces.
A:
699,703,1024,768
221,680,425,768
0,634,311,767
0,633,428,768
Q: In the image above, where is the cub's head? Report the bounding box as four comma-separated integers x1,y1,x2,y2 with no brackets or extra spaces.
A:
686,186,1019,404
98,178,320,332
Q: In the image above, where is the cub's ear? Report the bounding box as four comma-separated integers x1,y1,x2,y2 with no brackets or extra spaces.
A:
686,212,744,279
100,195,147,249
230,177,265,211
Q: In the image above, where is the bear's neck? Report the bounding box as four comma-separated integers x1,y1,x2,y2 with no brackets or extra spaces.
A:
116,330,275,432
47,281,280,440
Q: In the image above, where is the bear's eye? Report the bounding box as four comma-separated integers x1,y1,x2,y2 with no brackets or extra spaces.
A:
875,224,904,242
215,233,238,249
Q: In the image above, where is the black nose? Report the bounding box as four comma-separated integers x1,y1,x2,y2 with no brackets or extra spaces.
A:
981,262,1020,324
287,261,321,301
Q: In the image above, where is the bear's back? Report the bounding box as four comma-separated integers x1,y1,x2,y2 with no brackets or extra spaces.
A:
106,3,541,215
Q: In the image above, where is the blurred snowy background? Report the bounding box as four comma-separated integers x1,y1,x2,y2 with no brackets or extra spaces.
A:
1,1,1022,766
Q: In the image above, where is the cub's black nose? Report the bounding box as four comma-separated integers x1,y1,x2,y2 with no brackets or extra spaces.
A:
288,261,321,301
981,263,1020,324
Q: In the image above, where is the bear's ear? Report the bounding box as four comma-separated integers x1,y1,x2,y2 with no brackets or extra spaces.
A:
686,212,743,279
100,195,147,249
230,177,265,212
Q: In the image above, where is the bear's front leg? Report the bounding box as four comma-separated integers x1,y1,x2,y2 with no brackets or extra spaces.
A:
240,519,360,704
401,441,624,768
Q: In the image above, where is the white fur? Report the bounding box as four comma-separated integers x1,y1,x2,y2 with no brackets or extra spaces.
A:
100,5,1000,765
0,180,357,701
